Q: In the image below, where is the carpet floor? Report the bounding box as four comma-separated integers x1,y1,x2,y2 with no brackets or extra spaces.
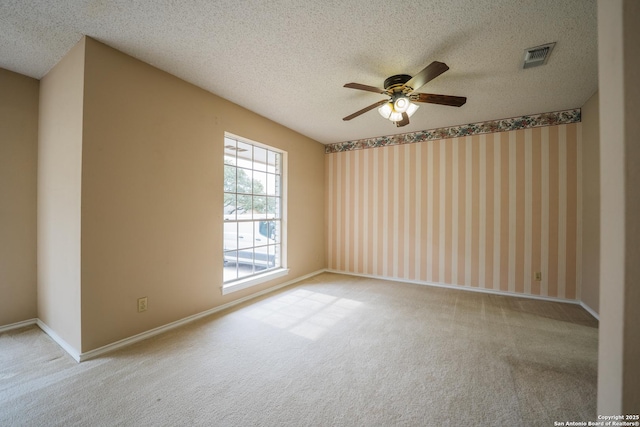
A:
0,273,598,426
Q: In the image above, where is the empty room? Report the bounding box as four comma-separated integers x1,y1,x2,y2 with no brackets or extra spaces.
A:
1,0,638,425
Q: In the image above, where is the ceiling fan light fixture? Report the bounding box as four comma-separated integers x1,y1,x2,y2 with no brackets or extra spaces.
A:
406,102,419,117
343,61,466,124
378,102,393,119
389,111,404,122
393,96,410,113
378,99,419,123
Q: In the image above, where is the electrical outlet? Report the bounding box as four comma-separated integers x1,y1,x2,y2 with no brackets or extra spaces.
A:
138,297,148,312
534,272,542,282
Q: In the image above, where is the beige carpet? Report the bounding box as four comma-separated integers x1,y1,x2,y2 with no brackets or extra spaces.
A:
0,273,598,426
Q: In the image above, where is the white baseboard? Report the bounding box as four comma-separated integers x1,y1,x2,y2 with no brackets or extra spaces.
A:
77,268,326,362
0,318,37,334
36,320,81,362
579,301,600,320
325,269,581,305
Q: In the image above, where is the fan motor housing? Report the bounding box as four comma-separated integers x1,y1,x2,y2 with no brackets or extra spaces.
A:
384,74,412,90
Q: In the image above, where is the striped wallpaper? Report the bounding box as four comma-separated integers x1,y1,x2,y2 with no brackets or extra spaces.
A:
325,123,582,300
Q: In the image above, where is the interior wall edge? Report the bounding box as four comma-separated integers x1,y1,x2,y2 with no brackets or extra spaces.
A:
579,90,600,314
36,37,86,352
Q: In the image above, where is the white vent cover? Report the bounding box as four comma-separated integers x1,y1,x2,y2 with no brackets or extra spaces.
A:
523,42,556,69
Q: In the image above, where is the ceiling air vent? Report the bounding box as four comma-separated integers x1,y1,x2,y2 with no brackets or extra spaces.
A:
523,42,556,69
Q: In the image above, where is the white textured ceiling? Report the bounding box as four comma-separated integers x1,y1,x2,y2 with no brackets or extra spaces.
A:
0,0,597,144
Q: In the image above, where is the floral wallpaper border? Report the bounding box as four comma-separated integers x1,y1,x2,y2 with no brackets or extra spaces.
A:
325,108,581,154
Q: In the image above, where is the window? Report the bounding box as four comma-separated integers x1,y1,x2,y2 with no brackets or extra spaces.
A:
223,133,287,294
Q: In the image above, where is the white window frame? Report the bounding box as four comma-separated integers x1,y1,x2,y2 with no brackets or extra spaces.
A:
221,132,288,295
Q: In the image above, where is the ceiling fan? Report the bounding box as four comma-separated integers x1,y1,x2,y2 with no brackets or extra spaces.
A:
342,61,467,127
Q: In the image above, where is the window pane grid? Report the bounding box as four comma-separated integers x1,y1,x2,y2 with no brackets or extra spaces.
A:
224,135,283,284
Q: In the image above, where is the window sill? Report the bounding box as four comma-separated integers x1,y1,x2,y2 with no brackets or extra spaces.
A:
221,268,289,295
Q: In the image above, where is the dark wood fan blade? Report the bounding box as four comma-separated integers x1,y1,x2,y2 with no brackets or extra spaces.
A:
342,99,389,121
405,61,449,93
395,112,410,127
412,93,467,107
344,83,387,94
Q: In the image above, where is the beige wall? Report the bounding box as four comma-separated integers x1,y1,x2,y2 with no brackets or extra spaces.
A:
326,124,581,300
79,38,325,351
37,39,86,352
0,68,38,326
597,0,640,413
580,91,599,314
